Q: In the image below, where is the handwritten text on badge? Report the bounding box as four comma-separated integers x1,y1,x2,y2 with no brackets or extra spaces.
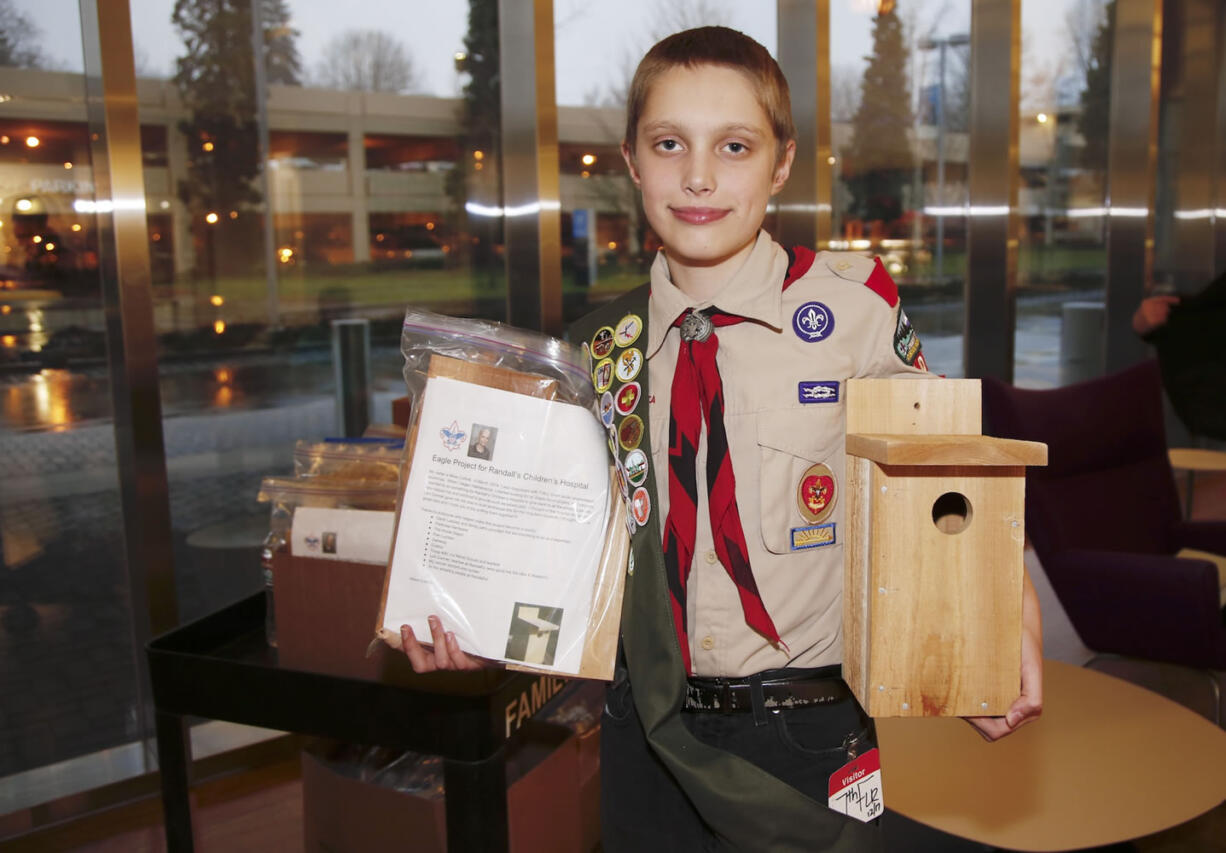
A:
828,748,883,823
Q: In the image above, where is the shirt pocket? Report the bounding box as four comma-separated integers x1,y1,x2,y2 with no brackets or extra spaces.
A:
756,409,844,555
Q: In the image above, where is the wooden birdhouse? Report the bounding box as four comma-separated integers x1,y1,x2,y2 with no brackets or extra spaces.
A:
843,379,1047,717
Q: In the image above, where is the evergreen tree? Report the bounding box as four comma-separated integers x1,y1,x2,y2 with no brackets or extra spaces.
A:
171,0,301,277
843,7,913,226
447,0,502,279
1077,0,1114,169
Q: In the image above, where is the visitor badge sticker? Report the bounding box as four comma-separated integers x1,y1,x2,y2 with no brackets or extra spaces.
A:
614,313,643,347
828,748,883,823
792,301,835,342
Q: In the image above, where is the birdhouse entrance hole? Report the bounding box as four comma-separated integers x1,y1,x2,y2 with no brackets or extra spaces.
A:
932,492,972,534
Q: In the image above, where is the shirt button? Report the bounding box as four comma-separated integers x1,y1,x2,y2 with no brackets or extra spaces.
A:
704,550,718,565
701,636,715,651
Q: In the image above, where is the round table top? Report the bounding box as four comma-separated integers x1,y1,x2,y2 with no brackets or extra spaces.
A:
877,659,1226,852
1168,447,1226,472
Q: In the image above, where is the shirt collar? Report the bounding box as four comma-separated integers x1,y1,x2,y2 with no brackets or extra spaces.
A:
646,231,790,357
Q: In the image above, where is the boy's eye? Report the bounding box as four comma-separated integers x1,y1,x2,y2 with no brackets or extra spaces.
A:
724,142,748,154
657,139,681,152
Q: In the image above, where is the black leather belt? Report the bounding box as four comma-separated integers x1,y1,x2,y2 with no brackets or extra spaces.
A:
683,665,849,713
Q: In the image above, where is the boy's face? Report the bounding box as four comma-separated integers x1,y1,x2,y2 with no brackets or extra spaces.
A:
623,63,794,281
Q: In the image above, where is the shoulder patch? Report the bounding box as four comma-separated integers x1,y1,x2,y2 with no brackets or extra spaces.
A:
822,255,899,308
783,246,817,291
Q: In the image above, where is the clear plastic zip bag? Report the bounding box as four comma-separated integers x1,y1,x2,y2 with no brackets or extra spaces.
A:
376,308,628,679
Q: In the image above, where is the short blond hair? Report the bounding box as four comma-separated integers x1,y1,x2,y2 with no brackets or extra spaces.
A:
624,27,796,165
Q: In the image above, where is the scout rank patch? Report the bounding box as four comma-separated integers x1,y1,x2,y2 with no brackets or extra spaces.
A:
893,308,926,369
797,462,837,524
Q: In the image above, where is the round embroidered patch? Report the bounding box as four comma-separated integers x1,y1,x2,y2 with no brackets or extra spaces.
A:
624,448,648,486
631,486,651,526
593,358,614,393
618,414,644,451
792,301,835,342
591,326,615,359
796,462,837,524
599,391,615,426
615,348,643,383
615,381,641,416
614,313,643,348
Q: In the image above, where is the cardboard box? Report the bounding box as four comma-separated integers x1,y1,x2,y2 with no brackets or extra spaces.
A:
271,550,501,691
302,724,585,853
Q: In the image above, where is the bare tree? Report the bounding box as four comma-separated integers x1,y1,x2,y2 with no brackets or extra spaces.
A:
1065,0,1109,83
313,29,421,94
0,0,46,68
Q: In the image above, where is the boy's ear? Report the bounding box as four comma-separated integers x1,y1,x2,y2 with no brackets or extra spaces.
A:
771,140,797,195
621,141,642,186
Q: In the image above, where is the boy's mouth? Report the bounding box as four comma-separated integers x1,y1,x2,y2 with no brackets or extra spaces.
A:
670,206,730,225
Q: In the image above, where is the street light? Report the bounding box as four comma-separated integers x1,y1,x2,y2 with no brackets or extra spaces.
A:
918,33,969,283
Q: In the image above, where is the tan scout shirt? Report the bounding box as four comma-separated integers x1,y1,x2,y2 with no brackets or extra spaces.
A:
645,230,929,677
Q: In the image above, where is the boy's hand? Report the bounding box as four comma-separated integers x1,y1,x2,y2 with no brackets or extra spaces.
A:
964,570,1044,741
400,616,489,672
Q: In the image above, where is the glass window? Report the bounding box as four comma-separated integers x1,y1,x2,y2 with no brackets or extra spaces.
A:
1014,0,1110,388
832,0,970,378
0,0,141,792
124,0,502,638
554,1,776,322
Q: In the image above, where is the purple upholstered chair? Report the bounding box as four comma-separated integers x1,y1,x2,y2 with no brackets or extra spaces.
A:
982,360,1226,721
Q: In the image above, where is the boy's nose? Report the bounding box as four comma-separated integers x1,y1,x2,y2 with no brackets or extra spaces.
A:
683,154,715,195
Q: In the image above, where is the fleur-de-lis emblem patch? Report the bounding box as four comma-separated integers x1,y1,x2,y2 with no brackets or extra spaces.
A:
439,420,467,451
792,301,835,342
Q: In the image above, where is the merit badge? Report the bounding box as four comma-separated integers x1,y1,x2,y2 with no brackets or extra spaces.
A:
623,448,649,486
615,348,643,383
615,464,630,502
593,358,614,393
591,326,615,359
581,341,590,365
792,301,835,342
439,420,467,451
631,486,652,526
615,381,642,416
828,748,884,823
607,428,618,457
624,507,638,538
797,462,837,524
614,313,643,348
798,380,839,404
618,414,644,451
600,391,615,426
791,523,836,550
893,309,923,367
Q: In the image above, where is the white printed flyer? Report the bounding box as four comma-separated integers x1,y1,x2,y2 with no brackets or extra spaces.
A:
380,374,613,675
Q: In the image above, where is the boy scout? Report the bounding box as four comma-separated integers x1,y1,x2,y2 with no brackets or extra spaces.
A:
404,26,1042,852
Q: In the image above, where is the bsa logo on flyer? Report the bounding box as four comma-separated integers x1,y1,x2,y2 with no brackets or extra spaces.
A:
439,420,467,451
